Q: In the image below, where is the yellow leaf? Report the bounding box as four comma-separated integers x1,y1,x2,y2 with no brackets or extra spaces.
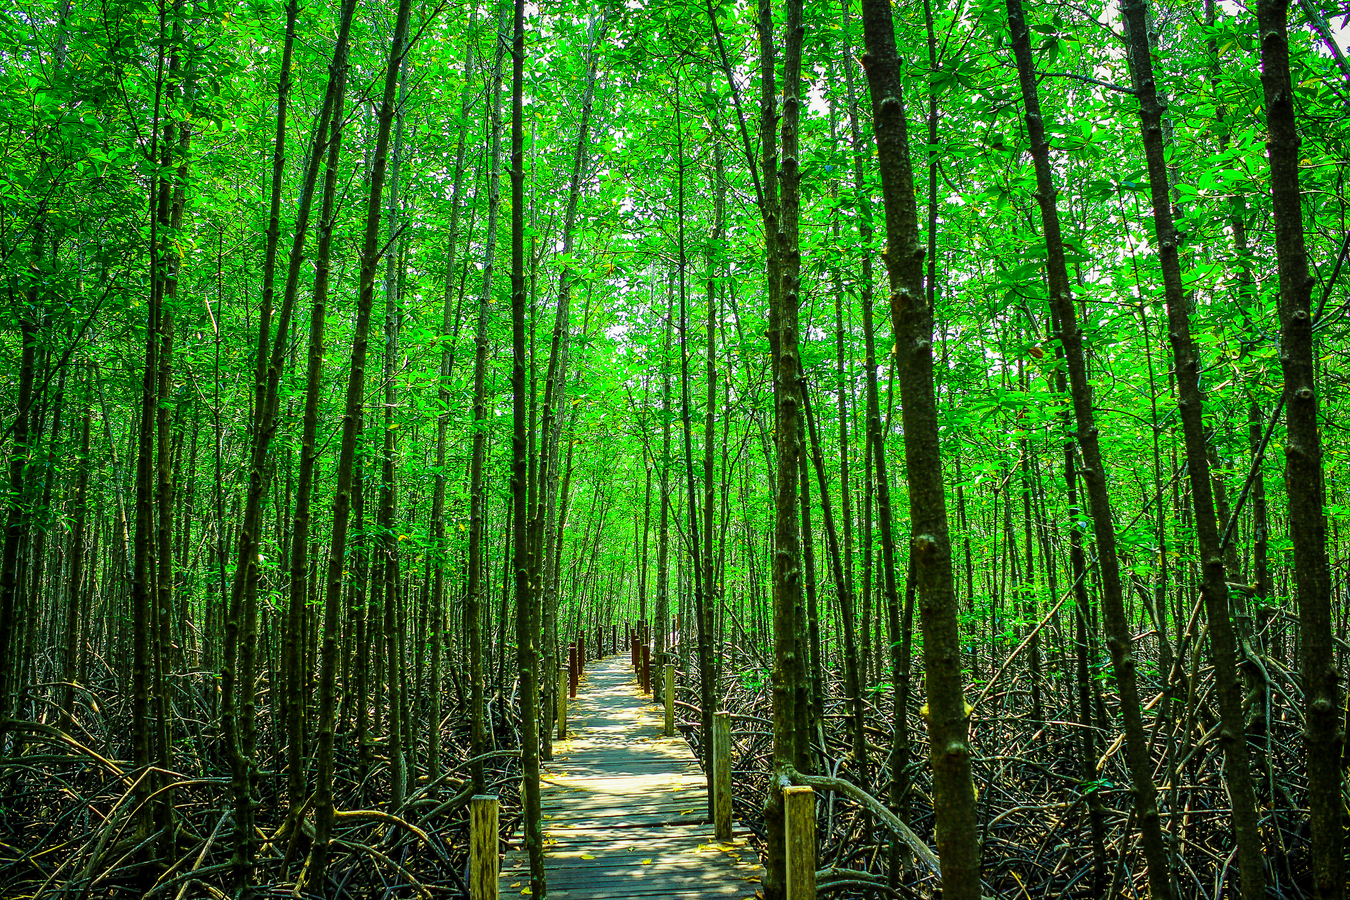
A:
581,853,595,860
641,858,653,865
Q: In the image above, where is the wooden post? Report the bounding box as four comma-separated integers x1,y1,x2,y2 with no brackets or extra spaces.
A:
714,711,732,840
664,663,675,736
641,644,651,694
568,644,578,698
784,785,816,900
557,666,567,740
631,632,639,674
612,623,617,655
579,633,586,670
470,794,499,900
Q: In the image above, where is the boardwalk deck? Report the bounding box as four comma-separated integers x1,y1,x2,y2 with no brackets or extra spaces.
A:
500,655,762,899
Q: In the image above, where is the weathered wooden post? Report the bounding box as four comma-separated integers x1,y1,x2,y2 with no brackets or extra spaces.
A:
631,631,639,674
470,794,499,900
579,633,585,670
612,623,617,655
640,644,651,694
664,663,675,736
568,644,578,698
784,785,816,900
714,711,732,839
557,666,567,740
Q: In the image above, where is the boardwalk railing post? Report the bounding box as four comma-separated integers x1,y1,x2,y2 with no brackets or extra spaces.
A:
557,666,567,740
470,794,499,900
664,663,675,736
640,644,651,694
714,711,732,839
568,644,578,698
579,633,586,670
784,785,815,900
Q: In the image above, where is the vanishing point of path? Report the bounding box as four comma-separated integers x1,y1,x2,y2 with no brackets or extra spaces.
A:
500,654,763,898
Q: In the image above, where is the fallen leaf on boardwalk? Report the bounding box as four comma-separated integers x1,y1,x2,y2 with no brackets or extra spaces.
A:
641,859,653,865
509,883,521,889
521,889,532,896
581,853,595,859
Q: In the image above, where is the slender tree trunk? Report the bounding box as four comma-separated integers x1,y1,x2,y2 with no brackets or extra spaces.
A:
1255,3,1343,896
1119,2,1264,893
802,388,864,775
284,0,355,859
763,0,807,894
702,117,723,778
467,9,506,793
305,0,410,882
1003,2,1173,896
61,394,91,729
858,1,980,896
510,0,545,887
0,315,37,729
431,7,477,788
534,29,601,760
378,59,411,812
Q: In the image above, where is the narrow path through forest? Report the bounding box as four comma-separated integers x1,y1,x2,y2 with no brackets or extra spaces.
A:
499,655,761,898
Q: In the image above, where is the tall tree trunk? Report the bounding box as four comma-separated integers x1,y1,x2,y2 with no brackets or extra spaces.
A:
656,310,673,716
305,0,411,882
702,115,723,784
1003,1,1173,896
283,0,356,853
430,4,477,788
763,0,807,894
510,0,545,887
61,391,91,729
858,2,980,897
1119,2,1264,893
378,58,411,812
467,7,506,793
218,1,298,886
0,314,37,732
1255,3,1344,896
534,27,601,759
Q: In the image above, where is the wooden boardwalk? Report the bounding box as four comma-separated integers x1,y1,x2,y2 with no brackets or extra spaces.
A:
500,654,762,899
